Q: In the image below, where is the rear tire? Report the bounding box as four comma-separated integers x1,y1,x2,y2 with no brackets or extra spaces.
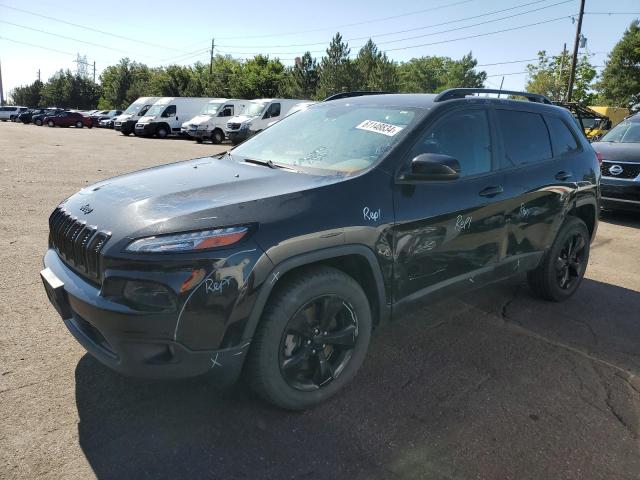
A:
75,121,83,128
35,119,43,126
48,120,55,127
195,138,203,144
527,216,590,302
122,132,130,136
246,266,372,410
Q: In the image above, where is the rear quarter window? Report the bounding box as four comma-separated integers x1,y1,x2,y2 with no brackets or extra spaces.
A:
496,109,552,168
545,116,580,156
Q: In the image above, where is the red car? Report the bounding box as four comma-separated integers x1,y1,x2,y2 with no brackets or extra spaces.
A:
44,111,92,128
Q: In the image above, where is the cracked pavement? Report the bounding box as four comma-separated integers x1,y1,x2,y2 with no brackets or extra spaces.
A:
1,123,640,480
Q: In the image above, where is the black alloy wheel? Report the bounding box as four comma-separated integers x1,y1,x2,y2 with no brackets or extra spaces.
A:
555,232,586,290
279,294,358,391
527,216,590,301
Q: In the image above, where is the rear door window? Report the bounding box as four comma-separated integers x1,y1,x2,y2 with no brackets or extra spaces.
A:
496,110,552,168
545,116,579,156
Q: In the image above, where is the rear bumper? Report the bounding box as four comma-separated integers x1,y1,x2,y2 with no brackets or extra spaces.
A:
41,250,250,381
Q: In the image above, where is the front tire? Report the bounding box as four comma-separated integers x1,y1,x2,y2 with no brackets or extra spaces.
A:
527,216,590,301
47,120,55,127
211,128,224,144
247,266,372,410
75,121,83,128
156,125,168,139
35,119,43,126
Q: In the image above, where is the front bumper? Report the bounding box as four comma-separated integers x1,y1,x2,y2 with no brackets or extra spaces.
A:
601,176,640,211
41,250,250,381
135,122,155,136
115,119,136,134
226,129,251,143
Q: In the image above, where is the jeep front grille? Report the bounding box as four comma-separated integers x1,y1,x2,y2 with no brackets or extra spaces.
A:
48,207,110,282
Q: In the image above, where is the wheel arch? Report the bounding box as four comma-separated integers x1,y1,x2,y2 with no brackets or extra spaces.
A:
242,245,390,342
568,198,598,240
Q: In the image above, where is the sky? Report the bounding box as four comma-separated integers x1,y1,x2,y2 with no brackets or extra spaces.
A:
0,0,638,98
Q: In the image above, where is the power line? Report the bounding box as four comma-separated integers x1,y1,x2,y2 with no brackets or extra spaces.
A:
0,2,187,52
584,12,640,15
0,36,76,56
217,0,570,49
0,20,131,55
218,15,574,57
201,0,479,42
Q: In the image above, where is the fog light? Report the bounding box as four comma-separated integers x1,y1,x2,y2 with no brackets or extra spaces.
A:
123,280,176,312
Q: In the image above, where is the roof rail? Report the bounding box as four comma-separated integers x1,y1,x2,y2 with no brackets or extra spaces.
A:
323,91,389,102
434,88,552,105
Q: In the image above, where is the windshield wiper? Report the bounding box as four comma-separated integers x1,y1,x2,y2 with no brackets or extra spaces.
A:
243,158,299,172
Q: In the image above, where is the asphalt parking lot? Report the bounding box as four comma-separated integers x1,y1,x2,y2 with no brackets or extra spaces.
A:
1,122,639,480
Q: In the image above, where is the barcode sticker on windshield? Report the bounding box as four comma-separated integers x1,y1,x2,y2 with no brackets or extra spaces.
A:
356,120,403,136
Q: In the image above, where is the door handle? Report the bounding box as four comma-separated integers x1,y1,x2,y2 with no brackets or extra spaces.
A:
479,185,504,198
555,170,573,181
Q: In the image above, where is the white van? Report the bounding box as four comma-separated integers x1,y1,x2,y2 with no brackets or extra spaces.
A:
114,97,160,135
181,98,248,144
225,98,307,145
134,97,214,138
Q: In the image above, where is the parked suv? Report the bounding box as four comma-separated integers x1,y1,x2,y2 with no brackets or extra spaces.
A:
592,113,640,211
44,111,92,128
0,105,28,121
40,89,599,410
18,108,48,124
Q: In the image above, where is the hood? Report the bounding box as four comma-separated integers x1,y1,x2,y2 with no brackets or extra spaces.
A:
228,114,257,124
185,114,214,126
114,114,131,122
137,115,156,124
592,142,640,163
61,156,342,243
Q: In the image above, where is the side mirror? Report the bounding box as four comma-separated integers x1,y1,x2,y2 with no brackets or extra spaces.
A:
403,153,460,181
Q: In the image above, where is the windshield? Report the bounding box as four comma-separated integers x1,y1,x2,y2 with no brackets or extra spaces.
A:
145,104,167,117
245,102,268,116
200,102,223,115
123,102,144,115
600,120,640,143
232,104,419,173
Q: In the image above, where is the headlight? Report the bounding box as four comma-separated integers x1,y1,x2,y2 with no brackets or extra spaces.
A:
240,123,250,130
125,227,248,253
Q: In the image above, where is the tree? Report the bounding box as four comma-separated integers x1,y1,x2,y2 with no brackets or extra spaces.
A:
526,50,596,103
99,58,151,109
148,65,198,97
39,70,101,109
229,55,286,98
316,33,355,99
398,52,485,93
283,52,319,99
597,20,640,110
353,39,398,91
10,80,43,107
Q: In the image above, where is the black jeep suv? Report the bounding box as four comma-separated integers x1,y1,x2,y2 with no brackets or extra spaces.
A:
41,89,600,410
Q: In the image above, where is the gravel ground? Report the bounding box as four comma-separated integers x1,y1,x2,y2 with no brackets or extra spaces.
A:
1,122,639,480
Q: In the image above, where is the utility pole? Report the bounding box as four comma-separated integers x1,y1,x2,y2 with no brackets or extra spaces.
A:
497,76,505,98
93,61,96,83
566,0,585,102
0,59,4,106
37,69,41,82
209,37,215,75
